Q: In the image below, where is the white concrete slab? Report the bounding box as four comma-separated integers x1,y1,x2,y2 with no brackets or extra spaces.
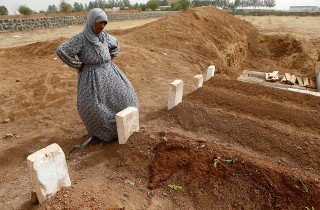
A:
168,79,183,110
303,77,310,87
116,106,140,144
315,61,320,92
287,88,320,97
27,143,71,203
193,74,203,90
206,65,215,81
317,74,320,93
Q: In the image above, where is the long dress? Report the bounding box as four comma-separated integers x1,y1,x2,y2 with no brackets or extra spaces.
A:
56,32,138,141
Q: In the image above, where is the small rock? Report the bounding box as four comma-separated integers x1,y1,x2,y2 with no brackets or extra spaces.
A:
31,192,39,204
123,192,129,197
3,118,10,123
3,133,14,139
53,57,58,60
16,79,20,82
147,190,154,198
123,179,135,186
63,194,68,198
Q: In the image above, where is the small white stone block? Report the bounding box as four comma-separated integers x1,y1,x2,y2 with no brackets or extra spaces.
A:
317,74,320,93
206,65,215,81
193,74,203,90
168,79,183,110
116,106,140,144
27,143,71,204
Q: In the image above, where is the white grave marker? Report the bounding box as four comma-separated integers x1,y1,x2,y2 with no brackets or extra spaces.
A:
206,65,215,81
168,79,183,110
116,106,140,144
317,75,320,92
27,143,71,203
193,74,203,90
315,61,320,92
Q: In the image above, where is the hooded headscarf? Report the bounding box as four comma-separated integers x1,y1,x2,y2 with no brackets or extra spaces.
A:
83,8,108,62
83,8,108,45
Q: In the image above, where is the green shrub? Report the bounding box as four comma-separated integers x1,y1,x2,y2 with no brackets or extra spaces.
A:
0,5,8,15
18,5,33,15
59,0,73,13
147,0,159,11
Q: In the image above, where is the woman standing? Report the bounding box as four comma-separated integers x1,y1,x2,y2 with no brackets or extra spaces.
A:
57,8,138,142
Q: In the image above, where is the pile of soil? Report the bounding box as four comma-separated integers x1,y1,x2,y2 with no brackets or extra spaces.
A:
0,7,320,209
118,7,316,77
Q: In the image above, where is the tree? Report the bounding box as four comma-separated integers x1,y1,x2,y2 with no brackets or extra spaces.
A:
264,0,275,8
120,0,131,7
47,4,58,13
59,0,73,13
88,0,107,9
179,0,190,10
18,5,33,15
147,0,159,11
88,1,95,10
234,0,240,7
159,0,169,6
139,3,147,11
0,5,8,15
170,1,181,10
133,3,140,10
73,2,84,12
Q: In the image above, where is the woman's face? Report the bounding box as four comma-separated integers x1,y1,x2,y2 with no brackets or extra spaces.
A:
95,21,107,34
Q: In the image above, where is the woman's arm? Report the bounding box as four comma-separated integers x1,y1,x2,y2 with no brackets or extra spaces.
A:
106,33,120,58
56,34,83,70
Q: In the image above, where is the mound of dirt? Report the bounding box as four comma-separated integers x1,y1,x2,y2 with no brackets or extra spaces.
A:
148,133,320,209
5,38,64,58
119,7,315,77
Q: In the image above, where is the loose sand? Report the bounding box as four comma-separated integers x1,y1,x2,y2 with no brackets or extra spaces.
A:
0,8,320,209
0,19,159,49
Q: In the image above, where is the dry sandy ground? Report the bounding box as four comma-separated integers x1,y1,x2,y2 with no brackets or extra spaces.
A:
0,8,320,209
239,15,320,36
0,19,158,49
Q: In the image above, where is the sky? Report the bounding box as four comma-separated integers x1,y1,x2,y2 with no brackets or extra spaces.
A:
0,0,320,14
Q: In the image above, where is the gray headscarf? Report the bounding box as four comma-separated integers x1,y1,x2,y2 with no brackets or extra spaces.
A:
83,8,108,63
83,8,108,45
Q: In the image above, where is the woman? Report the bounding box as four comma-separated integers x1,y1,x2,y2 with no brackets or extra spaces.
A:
56,8,138,142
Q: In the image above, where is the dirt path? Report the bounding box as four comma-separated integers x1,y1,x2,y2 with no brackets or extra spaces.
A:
0,19,158,49
238,15,320,36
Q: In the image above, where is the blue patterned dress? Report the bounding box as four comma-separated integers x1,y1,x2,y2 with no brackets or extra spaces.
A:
56,32,138,141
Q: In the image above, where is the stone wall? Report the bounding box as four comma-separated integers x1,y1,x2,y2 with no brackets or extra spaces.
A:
0,11,178,32
234,11,320,16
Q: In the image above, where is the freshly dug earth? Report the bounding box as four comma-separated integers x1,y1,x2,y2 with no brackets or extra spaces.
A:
0,7,319,209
